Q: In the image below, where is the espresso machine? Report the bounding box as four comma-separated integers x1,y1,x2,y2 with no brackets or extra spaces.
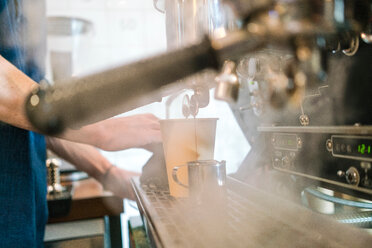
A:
26,0,372,247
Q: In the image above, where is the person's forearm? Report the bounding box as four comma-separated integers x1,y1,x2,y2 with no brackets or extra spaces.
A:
62,114,162,151
0,56,161,151
0,55,105,146
45,136,112,182
46,136,140,199
0,55,40,131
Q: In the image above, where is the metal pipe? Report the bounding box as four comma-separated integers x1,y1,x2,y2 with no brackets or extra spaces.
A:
222,0,274,20
26,33,264,134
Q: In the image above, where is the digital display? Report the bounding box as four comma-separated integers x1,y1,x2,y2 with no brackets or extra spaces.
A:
358,144,371,155
273,133,298,151
332,136,372,161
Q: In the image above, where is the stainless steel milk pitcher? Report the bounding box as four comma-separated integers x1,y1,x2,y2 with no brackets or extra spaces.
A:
172,160,226,202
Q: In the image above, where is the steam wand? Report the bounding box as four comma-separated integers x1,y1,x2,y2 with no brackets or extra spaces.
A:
26,32,264,135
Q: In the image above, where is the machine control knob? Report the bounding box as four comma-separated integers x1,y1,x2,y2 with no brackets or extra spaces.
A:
345,167,360,186
273,158,281,167
337,170,345,177
326,139,332,152
282,156,291,169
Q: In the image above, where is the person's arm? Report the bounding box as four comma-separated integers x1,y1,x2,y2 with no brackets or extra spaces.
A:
0,55,161,151
46,136,139,199
63,113,161,151
0,55,39,131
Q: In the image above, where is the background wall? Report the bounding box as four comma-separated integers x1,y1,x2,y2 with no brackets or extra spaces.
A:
46,0,166,76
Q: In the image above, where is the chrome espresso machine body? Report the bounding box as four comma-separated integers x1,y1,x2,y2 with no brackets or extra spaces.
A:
226,1,372,201
26,0,372,247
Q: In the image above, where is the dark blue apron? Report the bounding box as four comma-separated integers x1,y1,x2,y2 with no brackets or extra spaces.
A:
0,0,47,247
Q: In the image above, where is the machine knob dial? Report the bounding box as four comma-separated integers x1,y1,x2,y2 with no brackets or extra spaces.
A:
282,156,291,169
345,167,360,186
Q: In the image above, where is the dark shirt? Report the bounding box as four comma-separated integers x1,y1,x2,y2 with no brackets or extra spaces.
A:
0,0,47,247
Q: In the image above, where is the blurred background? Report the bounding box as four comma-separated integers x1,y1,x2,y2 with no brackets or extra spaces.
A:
44,1,249,247
46,0,249,176
40,0,372,247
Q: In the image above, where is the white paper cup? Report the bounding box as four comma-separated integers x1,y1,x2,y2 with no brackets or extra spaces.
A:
160,118,218,197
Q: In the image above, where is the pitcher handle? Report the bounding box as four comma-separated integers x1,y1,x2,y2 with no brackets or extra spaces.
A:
172,165,188,188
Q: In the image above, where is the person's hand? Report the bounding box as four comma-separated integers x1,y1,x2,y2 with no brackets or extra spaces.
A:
101,166,140,200
97,113,162,151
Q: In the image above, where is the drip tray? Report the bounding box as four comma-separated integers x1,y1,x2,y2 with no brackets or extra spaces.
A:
131,177,372,248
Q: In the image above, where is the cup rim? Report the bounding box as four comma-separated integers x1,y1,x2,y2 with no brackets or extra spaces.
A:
160,118,219,123
187,160,225,166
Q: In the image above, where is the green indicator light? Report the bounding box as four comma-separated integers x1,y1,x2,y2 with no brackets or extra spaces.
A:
368,146,371,154
359,144,366,154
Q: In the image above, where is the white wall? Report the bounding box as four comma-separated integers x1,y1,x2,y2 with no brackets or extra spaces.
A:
46,0,166,76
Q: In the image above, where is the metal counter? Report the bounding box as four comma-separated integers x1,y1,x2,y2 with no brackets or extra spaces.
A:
131,176,372,248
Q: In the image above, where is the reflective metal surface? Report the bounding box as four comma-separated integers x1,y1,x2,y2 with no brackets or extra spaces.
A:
132,177,372,248
172,160,226,203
